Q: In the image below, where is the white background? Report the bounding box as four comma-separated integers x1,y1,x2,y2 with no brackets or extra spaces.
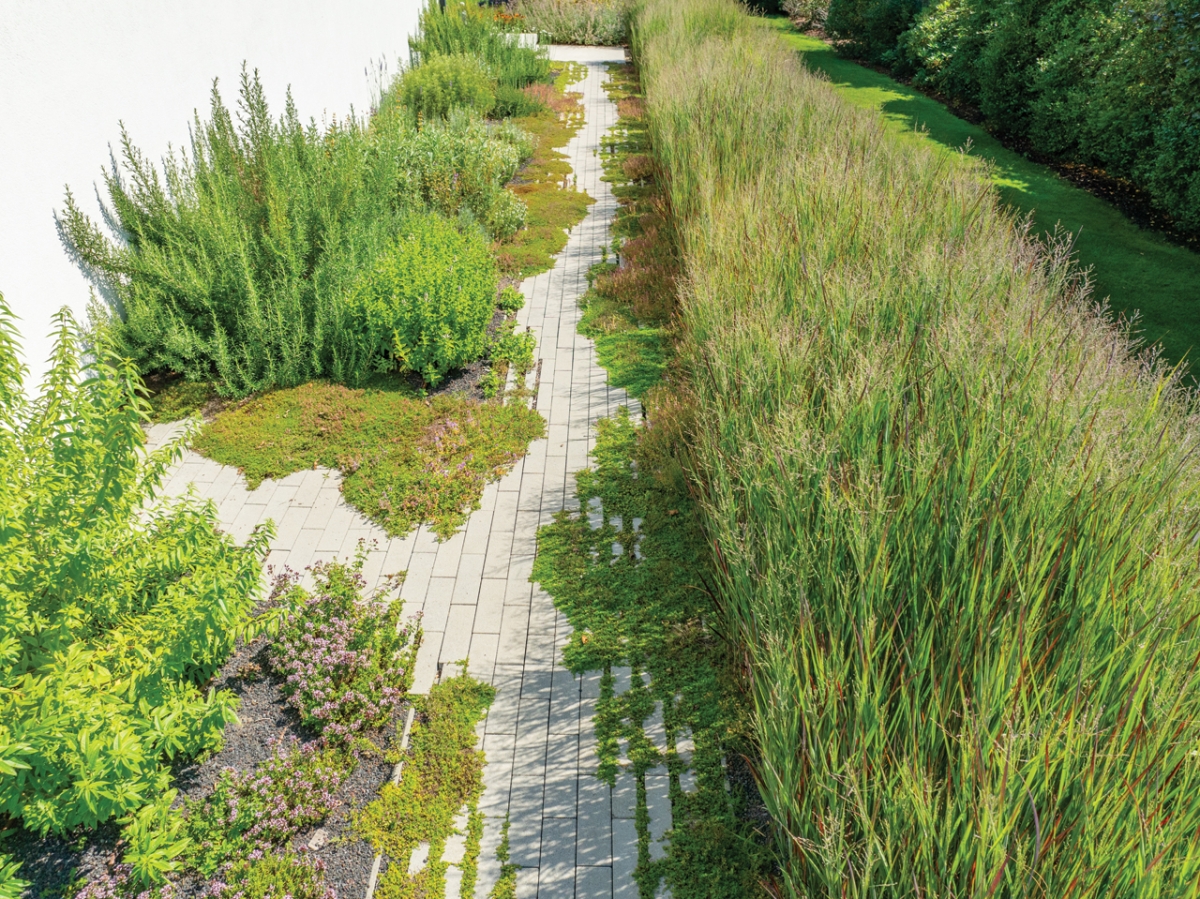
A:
0,0,422,390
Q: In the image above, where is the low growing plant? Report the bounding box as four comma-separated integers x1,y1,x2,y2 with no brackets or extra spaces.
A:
186,738,344,877
271,555,419,741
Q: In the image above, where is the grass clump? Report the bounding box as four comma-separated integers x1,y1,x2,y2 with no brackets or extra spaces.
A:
194,381,544,539
635,0,1200,895
516,0,631,46
353,675,494,899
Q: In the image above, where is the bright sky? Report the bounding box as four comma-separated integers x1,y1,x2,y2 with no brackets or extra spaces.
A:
0,0,422,391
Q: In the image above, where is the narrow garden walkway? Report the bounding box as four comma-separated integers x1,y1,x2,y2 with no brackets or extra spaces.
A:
147,45,638,899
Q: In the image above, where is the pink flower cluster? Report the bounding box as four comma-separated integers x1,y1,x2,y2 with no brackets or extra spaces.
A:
270,589,408,740
210,737,343,856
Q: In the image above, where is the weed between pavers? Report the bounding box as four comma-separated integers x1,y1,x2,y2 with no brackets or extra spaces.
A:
353,675,494,899
528,61,771,899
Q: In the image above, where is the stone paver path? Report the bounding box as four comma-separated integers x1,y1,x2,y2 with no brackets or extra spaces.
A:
147,45,638,899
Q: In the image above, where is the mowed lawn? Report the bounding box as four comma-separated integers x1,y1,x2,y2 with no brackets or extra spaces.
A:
773,21,1200,375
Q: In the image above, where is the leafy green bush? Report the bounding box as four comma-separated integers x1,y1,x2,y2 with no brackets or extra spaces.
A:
498,285,525,312
492,82,547,118
345,213,498,384
399,53,495,120
516,0,631,46
0,855,26,899
834,0,1200,231
409,0,551,89
61,71,529,398
395,110,531,240
0,299,267,841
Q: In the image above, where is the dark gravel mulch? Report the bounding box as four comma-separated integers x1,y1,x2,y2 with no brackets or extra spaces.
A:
6,634,398,899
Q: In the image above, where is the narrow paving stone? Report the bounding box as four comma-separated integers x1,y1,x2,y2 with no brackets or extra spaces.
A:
147,44,633,899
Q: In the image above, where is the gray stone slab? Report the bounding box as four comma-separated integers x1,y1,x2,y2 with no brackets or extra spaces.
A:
576,865,613,899
537,816,577,899
577,777,613,866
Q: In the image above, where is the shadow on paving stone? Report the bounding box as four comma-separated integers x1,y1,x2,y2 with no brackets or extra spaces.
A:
8,633,396,899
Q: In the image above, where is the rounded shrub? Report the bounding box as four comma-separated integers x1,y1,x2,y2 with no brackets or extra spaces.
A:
399,54,495,120
347,213,498,385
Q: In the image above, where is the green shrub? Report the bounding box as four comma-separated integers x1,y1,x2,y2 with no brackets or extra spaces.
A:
492,82,547,118
839,0,1200,231
399,54,495,120
516,0,631,46
61,70,529,398
635,0,1200,894
498,285,525,312
409,0,551,89
346,213,498,385
0,299,267,838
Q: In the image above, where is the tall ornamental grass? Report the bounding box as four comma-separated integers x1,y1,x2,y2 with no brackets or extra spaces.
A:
61,69,529,397
633,0,1200,895
516,0,630,46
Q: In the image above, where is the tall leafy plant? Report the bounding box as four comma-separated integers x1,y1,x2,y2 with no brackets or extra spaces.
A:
60,69,531,398
0,297,268,843
409,0,552,90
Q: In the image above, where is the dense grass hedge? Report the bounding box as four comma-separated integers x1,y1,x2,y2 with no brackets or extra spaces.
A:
823,0,1200,232
634,0,1200,894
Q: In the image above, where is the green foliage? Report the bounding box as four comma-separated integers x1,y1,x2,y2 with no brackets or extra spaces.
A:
353,676,494,899
0,852,28,899
0,299,267,837
534,412,771,898
836,0,1200,231
399,54,495,120
345,213,498,385
825,0,924,63
516,0,631,46
410,0,552,90
271,555,419,740
193,381,544,538
777,22,1200,378
636,1,1200,895
119,790,192,888
497,286,525,312
61,70,528,398
491,325,536,375
200,852,334,899
185,740,343,876
490,82,546,118
396,112,532,241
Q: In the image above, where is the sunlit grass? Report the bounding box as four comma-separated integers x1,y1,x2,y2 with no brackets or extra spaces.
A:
773,22,1200,376
635,0,1200,895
